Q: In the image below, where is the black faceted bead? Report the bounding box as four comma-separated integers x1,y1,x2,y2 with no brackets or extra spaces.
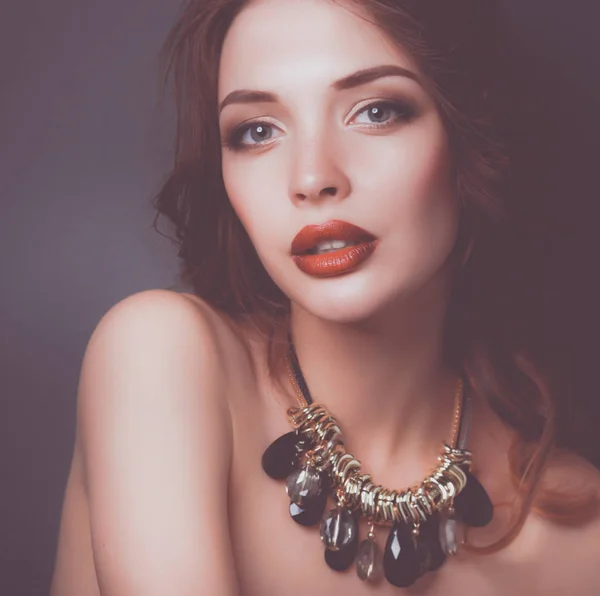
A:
383,522,419,588
416,513,446,573
262,431,300,480
324,527,359,571
454,471,493,527
289,489,328,526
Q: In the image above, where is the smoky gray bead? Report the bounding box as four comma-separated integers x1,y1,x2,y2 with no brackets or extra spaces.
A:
439,509,464,555
286,465,323,507
320,508,357,551
356,538,383,583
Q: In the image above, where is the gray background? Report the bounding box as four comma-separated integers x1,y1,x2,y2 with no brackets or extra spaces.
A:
1,1,599,595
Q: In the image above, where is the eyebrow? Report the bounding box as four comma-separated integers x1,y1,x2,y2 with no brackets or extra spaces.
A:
218,64,420,114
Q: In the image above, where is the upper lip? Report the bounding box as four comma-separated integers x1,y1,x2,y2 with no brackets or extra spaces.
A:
291,220,377,255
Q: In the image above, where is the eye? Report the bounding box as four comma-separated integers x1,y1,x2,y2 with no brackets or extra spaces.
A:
222,121,283,151
350,99,414,128
221,99,415,152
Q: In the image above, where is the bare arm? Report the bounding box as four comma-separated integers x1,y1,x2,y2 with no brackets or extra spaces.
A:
76,290,239,596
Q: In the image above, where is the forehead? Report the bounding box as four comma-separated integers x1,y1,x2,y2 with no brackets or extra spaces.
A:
218,0,418,97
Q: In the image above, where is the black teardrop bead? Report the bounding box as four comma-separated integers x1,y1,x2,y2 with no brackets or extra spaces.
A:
416,512,446,574
324,524,359,571
414,536,431,578
262,431,302,480
383,522,419,588
289,488,328,526
454,471,493,527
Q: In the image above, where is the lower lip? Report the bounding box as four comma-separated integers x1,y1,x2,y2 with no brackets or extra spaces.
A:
292,240,378,278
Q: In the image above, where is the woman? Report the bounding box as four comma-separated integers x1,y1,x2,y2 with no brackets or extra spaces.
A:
50,0,600,594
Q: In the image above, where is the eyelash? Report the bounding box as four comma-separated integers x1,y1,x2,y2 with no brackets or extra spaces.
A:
221,99,415,152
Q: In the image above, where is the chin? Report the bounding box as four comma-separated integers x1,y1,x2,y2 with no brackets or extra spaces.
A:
298,298,381,325
288,271,413,325
262,248,454,325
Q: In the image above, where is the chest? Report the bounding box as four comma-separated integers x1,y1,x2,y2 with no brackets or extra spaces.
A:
224,336,598,596
225,406,547,596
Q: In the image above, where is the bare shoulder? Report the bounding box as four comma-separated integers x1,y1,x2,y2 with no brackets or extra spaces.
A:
531,449,600,593
78,288,234,427
72,288,241,595
542,447,600,509
84,288,250,387
91,288,226,350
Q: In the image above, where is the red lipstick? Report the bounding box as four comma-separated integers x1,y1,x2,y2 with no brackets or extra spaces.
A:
291,220,378,278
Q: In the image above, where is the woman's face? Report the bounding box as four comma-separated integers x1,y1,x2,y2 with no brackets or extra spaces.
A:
218,0,460,323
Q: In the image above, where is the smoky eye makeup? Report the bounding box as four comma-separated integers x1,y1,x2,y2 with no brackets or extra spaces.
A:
220,94,421,152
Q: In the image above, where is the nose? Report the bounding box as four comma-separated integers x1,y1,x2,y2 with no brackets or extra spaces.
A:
288,134,351,205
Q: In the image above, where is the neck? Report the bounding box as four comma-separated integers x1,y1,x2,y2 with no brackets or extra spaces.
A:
285,272,459,474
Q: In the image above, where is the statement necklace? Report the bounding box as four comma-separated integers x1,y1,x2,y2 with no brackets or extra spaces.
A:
261,332,494,588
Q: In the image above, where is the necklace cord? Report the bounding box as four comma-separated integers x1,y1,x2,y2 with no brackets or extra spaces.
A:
285,330,471,449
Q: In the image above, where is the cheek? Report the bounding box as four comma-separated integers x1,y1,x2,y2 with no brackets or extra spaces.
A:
221,159,278,242
388,126,457,233
221,156,298,282
406,146,457,236
361,124,459,269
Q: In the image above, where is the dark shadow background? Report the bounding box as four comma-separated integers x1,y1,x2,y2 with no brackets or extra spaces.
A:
0,1,598,594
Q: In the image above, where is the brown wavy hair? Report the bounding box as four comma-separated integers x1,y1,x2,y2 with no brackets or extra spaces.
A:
152,0,599,553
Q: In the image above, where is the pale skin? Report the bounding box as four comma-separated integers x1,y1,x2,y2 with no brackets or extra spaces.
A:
50,0,600,595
